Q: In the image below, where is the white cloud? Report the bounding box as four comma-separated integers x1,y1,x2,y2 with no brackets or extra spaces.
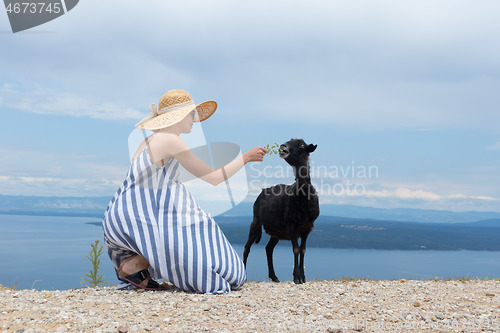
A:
364,188,441,201
363,188,496,202
0,84,143,120
313,183,499,211
0,175,121,196
0,147,126,196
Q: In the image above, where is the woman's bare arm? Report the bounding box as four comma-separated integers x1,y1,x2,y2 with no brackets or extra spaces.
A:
149,132,265,186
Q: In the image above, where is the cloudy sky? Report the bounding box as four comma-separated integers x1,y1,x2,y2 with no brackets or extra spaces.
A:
1,0,499,213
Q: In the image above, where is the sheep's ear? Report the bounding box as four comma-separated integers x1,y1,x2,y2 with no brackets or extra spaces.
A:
307,144,317,153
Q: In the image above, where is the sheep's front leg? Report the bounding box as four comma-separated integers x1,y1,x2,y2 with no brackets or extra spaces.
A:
291,235,302,284
298,231,310,284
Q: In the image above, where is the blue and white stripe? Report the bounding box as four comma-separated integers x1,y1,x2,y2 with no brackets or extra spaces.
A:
102,146,246,294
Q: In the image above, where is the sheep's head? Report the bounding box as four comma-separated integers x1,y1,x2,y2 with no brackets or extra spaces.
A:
279,139,317,165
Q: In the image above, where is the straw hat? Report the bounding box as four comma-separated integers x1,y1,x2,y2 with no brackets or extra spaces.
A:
135,89,217,130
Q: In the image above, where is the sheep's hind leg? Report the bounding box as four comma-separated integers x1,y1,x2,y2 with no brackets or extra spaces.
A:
266,237,280,282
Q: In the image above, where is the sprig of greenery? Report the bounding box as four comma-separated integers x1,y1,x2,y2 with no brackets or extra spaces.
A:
265,143,280,155
82,240,108,288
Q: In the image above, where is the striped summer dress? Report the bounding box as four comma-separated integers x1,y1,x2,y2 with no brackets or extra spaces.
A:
102,143,246,294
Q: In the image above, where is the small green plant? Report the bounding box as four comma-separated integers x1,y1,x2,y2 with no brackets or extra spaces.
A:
31,280,40,290
82,240,108,288
265,143,280,155
0,280,17,291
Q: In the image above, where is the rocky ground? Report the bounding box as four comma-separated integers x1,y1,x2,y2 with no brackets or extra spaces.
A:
1,280,499,332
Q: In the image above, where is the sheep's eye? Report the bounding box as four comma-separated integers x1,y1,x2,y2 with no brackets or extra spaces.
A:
300,144,305,149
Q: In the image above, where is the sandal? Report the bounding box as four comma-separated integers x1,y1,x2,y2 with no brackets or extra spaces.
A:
119,269,165,291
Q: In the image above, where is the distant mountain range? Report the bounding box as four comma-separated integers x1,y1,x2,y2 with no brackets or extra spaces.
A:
1,194,500,224
221,201,500,224
215,215,500,251
1,195,499,250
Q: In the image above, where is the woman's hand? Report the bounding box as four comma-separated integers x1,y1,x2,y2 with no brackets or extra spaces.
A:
243,147,267,163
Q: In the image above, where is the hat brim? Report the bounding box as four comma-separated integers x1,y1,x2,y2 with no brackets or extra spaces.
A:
195,101,217,122
140,100,217,130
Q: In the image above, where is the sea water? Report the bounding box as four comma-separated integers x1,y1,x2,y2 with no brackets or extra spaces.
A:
1,214,499,290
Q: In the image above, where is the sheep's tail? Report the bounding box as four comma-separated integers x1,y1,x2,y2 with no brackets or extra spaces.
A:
249,219,263,244
254,223,262,244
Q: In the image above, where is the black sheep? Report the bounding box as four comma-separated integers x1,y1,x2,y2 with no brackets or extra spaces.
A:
243,138,319,284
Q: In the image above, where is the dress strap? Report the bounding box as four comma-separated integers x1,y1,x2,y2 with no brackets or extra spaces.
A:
142,131,165,167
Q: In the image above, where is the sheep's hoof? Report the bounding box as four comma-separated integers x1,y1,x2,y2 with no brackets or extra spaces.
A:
294,276,306,284
270,276,280,283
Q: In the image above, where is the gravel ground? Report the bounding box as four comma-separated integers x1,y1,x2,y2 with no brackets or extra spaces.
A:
1,280,499,332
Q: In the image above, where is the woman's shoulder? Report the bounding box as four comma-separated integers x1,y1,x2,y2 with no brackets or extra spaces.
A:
153,132,186,145
150,132,189,155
